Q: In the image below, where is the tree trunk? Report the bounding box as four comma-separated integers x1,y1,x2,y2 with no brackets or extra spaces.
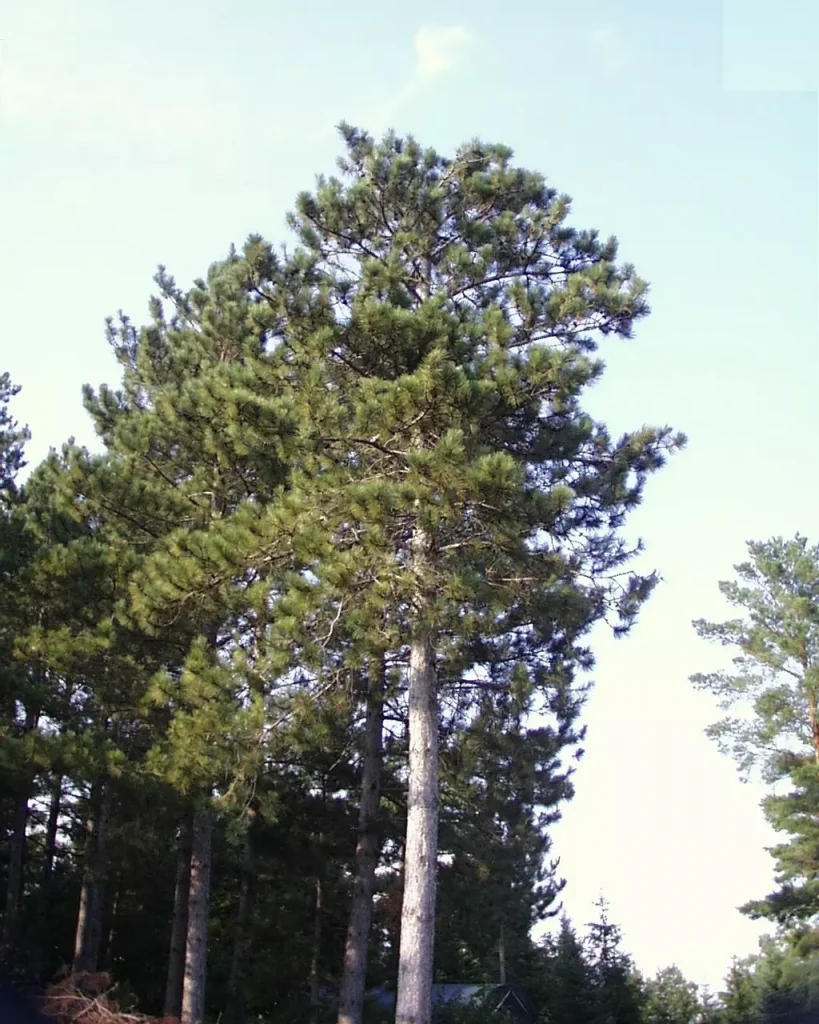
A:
41,774,63,897
84,782,111,973
499,923,507,985
73,778,112,973
164,813,193,1020
3,784,31,950
181,806,212,1024
338,656,385,1024
224,833,252,1024
395,596,439,1024
31,774,63,975
309,875,323,1024
807,689,819,763
101,872,123,969
2,706,39,951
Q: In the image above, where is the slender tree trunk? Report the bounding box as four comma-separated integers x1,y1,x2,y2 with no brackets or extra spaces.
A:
164,813,193,1020
101,871,123,969
395,534,439,1024
41,685,73,910
807,688,819,763
2,706,39,951
338,656,385,1024
499,924,507,985
73,779,112,973
73,879,92,973
84,781,111,973
41,774,63,897
181,806,212,1024
224,833,252,1024
31,774,63,975
309,875,324,1024
39,687,72,943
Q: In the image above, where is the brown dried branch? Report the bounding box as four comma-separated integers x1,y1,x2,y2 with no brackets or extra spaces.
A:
41,974,174,1024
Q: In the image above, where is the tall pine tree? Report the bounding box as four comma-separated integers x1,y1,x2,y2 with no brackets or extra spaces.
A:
283,124,684,1023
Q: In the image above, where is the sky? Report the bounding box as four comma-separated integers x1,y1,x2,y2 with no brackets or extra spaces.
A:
2,0,818,995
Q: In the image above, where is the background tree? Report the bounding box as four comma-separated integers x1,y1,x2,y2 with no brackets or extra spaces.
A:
641,966,701,1024
585,896,645,1024
75,250,320,1023
0,373,29,503
692,536,819,933
719,958,762,1024
692,535,819,779
536,917,600,1024
435,687,577,985
0,373,32,966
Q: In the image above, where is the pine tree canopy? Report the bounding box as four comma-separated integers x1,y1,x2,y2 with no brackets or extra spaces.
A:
0,126,697,1024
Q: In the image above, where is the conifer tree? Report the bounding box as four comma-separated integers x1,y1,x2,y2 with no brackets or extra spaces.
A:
720,958,762,1024
641,966,701,1024
435,687,577,984
692,535,819,927
541,917,600,1024
743,766,819,926
69,210,362,1022
692,535,819,779
76,261,295,1022
0,372,30,743
586,897,644,1024
5,448,166,974
0,376,34,959
283,125,684,1024
0,373,29,503
16,124,683,1022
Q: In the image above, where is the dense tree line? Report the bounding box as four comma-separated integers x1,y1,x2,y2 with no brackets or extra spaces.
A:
2,125,817,1024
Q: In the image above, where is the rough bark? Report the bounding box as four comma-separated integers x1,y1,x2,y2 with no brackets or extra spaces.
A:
164,813,193,1020
224,833,252,1024
337,656,385,1024
309,875,324,1024
181,806,212,1024
395,546,439,1024
72,779,112,973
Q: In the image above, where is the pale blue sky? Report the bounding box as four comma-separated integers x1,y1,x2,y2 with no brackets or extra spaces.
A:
2,0,818,993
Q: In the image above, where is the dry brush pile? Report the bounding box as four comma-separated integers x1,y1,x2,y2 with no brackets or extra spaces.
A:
41,973,175,1024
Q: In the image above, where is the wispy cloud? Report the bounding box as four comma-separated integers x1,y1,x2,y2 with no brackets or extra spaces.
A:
306,25,474,146
412,26,473,84
366,25,474,130
0,19,474,154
